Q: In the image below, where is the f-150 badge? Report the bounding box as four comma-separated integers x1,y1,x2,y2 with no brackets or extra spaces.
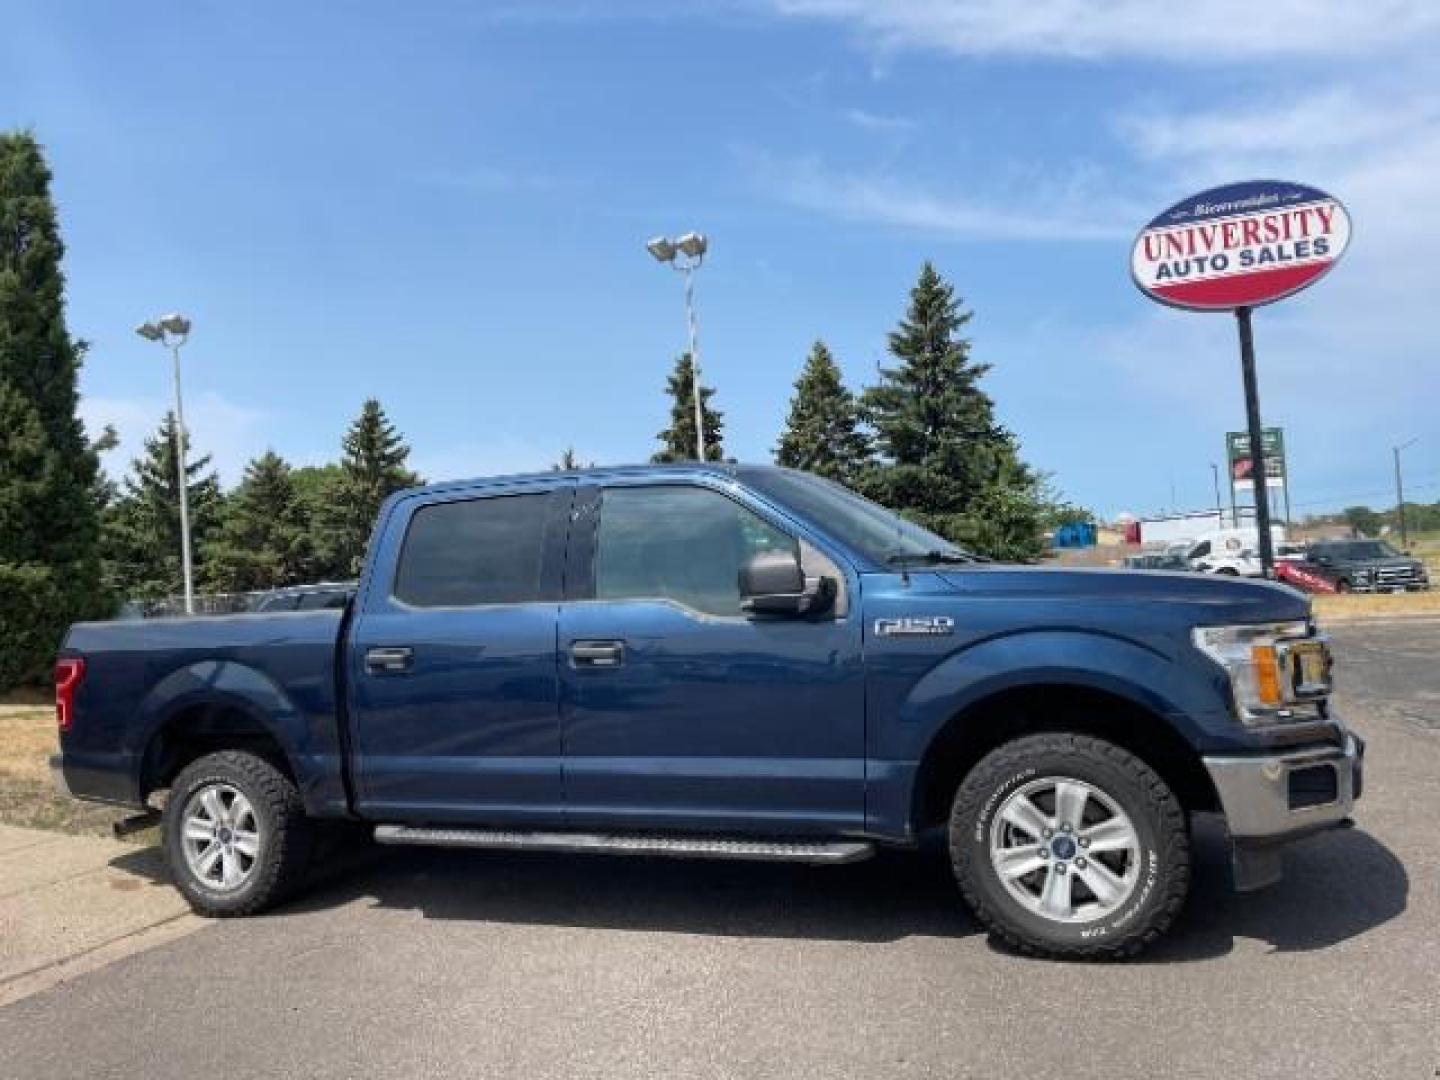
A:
875,616,955,637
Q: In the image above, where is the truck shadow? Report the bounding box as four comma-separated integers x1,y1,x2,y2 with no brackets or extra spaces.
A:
1126,818,1409,964
107,819,1405,960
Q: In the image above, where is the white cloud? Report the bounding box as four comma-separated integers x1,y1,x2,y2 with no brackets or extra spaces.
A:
80,391,270,489
1121,88,1440,163
769,0,1440,60
841,107,917,134
742,148,1136,240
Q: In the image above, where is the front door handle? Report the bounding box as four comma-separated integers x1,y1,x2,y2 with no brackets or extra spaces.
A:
570,640,624,668
365,646,414,674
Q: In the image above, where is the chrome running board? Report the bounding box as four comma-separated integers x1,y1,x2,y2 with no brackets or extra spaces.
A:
373,826,875,865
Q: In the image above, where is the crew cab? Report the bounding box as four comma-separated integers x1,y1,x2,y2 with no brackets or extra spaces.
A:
51,465,1363,959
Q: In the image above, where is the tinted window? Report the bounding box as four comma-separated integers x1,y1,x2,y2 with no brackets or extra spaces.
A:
595,486,795,616
394,494,550,607
736,467,975,565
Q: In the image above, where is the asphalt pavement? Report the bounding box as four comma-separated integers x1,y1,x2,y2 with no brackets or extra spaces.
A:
2,620,1437,1080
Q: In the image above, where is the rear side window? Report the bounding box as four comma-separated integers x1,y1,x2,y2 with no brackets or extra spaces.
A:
595,485,796,616
394,493,550,607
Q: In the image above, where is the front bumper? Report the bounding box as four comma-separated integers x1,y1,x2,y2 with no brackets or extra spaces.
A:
1202,732,1364,890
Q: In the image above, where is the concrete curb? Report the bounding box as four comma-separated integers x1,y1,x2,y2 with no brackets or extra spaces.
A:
0,824,206,1008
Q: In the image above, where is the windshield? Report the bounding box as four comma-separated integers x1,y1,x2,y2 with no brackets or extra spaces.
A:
1327,541,1400,560
736,467,980,566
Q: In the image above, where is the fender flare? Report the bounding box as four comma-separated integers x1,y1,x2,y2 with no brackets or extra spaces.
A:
895,629,1213,763
131,659,310,792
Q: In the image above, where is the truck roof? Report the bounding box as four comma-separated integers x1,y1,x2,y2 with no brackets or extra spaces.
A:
403,461,777,499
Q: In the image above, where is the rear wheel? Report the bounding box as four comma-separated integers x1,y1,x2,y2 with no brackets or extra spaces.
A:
949,733,1190,960
163,750,314,917
1335,579,1351,593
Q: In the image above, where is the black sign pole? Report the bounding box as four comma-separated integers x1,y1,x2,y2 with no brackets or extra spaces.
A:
1235,306,1275,577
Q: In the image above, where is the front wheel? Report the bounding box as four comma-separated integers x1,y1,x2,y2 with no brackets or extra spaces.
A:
163,750,314,917
949,733,1190,959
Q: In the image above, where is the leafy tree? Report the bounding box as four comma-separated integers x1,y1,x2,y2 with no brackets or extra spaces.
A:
314,400,420,577
859,262,1046,561
205,451,311,591
775,340,869,482
0,132,107,686
652,353,724,463
1342,505,1381,538
100,413,224,603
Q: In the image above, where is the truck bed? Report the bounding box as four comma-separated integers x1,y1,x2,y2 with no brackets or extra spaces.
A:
59,611,347,811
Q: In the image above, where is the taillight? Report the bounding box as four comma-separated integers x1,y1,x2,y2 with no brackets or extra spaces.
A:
55,657,85,732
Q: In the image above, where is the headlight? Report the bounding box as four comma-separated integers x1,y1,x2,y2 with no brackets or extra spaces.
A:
1192,620,1331,725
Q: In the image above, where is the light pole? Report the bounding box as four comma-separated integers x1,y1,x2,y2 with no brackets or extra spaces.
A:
1393,437,1418,550
136,313,196,614
646,232,709,461
1210,463,1222,515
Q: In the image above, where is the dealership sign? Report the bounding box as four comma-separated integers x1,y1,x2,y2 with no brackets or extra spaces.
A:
1130,180,1351,312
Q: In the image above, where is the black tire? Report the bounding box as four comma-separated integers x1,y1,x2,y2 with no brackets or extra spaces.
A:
1216,567,1239,576
949,733,1190,960
163,750,314,917
1335,579,1351,593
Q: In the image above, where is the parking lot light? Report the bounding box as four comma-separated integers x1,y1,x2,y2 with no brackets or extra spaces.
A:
645,232,709,461
136,313,197,615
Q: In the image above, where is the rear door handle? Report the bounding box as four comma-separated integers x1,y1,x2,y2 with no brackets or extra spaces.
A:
365,646,414,674
570,640,624,668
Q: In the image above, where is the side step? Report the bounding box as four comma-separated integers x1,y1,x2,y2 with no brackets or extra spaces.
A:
373,826,875,865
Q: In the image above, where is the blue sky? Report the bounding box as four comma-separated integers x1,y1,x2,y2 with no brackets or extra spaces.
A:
4,0,1438,520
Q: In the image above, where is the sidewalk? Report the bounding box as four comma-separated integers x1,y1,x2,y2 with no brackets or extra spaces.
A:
0,824,205,1007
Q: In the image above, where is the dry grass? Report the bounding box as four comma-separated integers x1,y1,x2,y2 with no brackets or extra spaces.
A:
0,700,124,836
1313,590,1440,621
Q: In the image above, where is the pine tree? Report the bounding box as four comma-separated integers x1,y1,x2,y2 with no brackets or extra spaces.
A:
0,132,106,686
775,340,869,482
860,262,1046,560
652,353,724,463
552,447,593,471
205,451,311,592
100,413,224,603
314,399,420,578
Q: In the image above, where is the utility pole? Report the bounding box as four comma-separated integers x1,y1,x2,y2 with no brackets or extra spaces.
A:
1394,437,1418,549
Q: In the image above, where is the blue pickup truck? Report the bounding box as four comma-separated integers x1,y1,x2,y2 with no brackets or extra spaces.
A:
51,464,1362,958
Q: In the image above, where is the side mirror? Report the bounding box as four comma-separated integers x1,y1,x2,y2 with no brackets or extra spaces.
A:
739,549,835,617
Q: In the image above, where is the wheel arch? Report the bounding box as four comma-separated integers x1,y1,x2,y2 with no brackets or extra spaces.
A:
910,681,1220,836
134,661,307,803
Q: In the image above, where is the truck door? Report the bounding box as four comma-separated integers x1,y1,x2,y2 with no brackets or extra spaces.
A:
347,482,571,824
557,479,866,834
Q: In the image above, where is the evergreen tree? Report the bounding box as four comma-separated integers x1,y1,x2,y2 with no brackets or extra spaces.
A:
552,447,593,471
775,340,869,482
100,413,224,603
0,132,106,686
315,400,420,578
652,353,724,463
860,262,1046,560
205,451,311,591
